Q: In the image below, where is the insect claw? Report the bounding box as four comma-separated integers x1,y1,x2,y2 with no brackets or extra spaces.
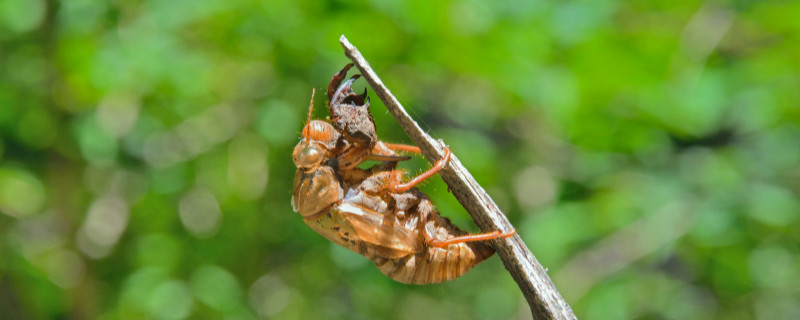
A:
340,78,356,93
331,78,358,111
355,88,368,105
328,63,355,99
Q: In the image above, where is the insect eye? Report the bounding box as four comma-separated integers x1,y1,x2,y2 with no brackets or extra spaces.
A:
298,145,323,168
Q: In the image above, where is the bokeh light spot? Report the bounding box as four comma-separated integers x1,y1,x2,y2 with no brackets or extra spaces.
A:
749,244,798,289
228,133,268,200
0,167,46,218
121,267,170,311
190,265,243,313
147,280,194,320
514,166,558,209
746,184,798,227
179,187,222,238
248,274,294,318
80,196,129,248
135,234,181,271
96,92,141,138
448,0,497,35
0,0,45,33
42,248,86,289
256,99,299,145
75,114,119,165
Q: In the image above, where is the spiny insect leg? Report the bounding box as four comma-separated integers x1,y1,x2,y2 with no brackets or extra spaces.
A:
388,147,451,193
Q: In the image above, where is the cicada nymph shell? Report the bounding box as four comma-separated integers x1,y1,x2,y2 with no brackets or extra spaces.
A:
291,64,514,284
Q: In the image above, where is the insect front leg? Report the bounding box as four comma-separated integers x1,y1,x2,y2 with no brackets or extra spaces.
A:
327,69,377,170
327,63,354,99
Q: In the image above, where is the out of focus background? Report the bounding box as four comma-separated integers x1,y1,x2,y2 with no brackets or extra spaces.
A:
1,0,799,319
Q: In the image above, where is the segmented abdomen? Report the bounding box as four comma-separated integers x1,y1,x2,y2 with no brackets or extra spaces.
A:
375,240,493,284
300,172,496,284
371,204,495,284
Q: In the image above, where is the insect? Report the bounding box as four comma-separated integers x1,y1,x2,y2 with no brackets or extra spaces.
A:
291,63,515,284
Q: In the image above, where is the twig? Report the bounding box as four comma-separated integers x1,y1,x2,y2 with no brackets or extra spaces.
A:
340,35,577,320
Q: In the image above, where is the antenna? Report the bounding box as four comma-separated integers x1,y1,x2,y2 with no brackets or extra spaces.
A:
304,88,316,143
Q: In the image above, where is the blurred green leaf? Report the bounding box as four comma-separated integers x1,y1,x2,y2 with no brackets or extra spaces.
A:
190,265,244,313
2,1,799,319
0,0,45,34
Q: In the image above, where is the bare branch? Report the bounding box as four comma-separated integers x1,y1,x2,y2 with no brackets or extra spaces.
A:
340,35,577,320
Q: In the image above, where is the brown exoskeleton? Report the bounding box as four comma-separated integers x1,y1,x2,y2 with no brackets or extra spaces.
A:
291,64,515,284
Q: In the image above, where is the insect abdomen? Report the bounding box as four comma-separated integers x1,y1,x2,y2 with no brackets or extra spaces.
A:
374,201,495,284
375,240,494,284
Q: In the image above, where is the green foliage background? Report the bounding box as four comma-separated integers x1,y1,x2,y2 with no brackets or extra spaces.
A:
1,0,799,319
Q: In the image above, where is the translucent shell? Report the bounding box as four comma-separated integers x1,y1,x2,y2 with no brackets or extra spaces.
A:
302,120,337,144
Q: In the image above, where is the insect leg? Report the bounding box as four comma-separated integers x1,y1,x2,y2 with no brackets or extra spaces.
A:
368,141,416,162
327,63,354,99
416,204,515,248
426,229,516,248
380,142,421,154
387,147,451,193
367,154,412,162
